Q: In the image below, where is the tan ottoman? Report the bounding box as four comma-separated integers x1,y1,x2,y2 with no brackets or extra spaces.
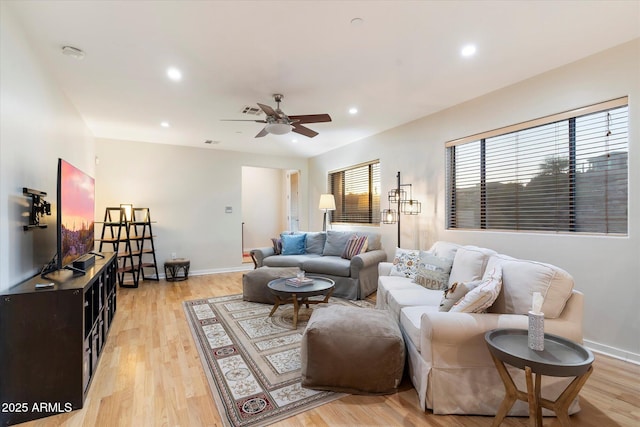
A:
301,305,405,395
242,266,300,304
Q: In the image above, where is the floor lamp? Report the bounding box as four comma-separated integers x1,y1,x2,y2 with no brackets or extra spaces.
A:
382,172,421,247
319,194,336,231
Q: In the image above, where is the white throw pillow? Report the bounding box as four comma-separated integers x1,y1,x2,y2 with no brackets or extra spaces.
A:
450,266,502,313
389,248,421,279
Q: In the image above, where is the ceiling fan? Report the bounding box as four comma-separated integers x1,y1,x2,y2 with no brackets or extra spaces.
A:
222,94,331,138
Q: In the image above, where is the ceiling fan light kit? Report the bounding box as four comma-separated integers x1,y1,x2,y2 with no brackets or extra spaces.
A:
264,122,293,135
222,93,331,138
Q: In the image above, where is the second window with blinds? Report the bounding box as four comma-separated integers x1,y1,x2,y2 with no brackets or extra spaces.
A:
329,161,381,225
446,97,628,234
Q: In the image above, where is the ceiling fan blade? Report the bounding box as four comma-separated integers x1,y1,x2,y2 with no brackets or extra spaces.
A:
220,119,267,123
288,114,332,124
292,124,319,138
255,127,269,138
257,103,279,117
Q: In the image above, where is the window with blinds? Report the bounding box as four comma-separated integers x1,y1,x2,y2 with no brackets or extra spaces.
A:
329,161,381,224
446,98,628,234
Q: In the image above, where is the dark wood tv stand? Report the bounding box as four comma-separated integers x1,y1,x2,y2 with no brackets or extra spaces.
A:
0,253,117,425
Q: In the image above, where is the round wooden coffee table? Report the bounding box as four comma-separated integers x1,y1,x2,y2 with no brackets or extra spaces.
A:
485,328,594,427
267,276,335,329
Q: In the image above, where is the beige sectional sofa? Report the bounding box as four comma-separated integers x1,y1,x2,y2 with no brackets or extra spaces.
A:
377,241,584,416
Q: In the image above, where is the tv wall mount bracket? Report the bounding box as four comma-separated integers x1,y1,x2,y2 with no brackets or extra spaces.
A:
23,187,51,231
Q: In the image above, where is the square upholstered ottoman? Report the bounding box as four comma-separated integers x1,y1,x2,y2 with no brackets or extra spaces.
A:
301,304,405,395
242,266,300,304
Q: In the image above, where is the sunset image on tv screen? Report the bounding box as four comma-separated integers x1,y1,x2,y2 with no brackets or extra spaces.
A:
60,160,95,267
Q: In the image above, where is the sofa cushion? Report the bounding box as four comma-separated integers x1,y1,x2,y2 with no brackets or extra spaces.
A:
414,252,454,290
429,241,461,261
264,254,320,268
485,254,574,319
281,233,306,255
376,275,419,309
400,305,438,352
322,230,352,256
447,245,496,287
450,266,502,313
387,287,443,320
439,279,482,312
390,248,421,279
359,232,382,251
302,256,351,277
305,232,327,255
342,235,368,259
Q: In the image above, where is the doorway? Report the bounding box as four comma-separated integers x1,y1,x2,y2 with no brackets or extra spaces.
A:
288,170,300,232
241,166,296,262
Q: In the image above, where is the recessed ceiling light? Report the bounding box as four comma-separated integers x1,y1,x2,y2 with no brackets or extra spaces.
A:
349,107,358,115
160,121,170,128
61,45,85,60
350,17,364,26
167,67,182,81
292,139,298,143
461,44,477,57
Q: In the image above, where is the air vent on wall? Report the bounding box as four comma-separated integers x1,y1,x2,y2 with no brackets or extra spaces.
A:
240,105,263,116
61,45,85,59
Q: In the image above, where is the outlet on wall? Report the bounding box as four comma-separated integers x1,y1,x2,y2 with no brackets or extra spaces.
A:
171,252,177,259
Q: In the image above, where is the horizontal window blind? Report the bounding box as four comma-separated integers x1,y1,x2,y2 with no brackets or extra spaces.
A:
447,99,628,234
329,161,380,224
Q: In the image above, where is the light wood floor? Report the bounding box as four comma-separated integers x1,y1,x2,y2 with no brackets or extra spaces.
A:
21,272,640,427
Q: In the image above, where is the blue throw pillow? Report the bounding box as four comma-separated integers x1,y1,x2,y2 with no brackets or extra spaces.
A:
281,233,306,255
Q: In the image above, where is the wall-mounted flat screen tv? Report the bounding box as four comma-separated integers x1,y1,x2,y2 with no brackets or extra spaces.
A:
57,159,95,268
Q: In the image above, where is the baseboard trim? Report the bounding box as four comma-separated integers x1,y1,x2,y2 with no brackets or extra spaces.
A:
158,265,253,280
585,339,640,365
191,266,254,276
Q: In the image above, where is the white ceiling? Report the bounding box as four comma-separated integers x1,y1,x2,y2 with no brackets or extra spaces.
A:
8,1,640,158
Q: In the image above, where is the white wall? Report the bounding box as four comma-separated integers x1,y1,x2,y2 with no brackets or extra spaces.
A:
95,138,308,274
0,4,95,291
310,39,640,362
241,166,286,251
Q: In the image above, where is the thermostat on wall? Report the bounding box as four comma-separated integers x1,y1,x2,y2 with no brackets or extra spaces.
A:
225,206,232,213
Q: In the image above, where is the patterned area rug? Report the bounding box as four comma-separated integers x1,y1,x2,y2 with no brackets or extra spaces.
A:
183,294,373,427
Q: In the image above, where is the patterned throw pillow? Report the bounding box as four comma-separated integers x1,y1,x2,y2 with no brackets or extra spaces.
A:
271,237,283,255
413,252,454,290
439,280,482,312
450,266,503,313
341,235,369,260
389,248,421,279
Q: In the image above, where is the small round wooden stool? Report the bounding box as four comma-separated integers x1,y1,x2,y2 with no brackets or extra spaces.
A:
164,258,190,282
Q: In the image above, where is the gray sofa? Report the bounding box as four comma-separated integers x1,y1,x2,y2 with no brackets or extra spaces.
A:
250,230,387,300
